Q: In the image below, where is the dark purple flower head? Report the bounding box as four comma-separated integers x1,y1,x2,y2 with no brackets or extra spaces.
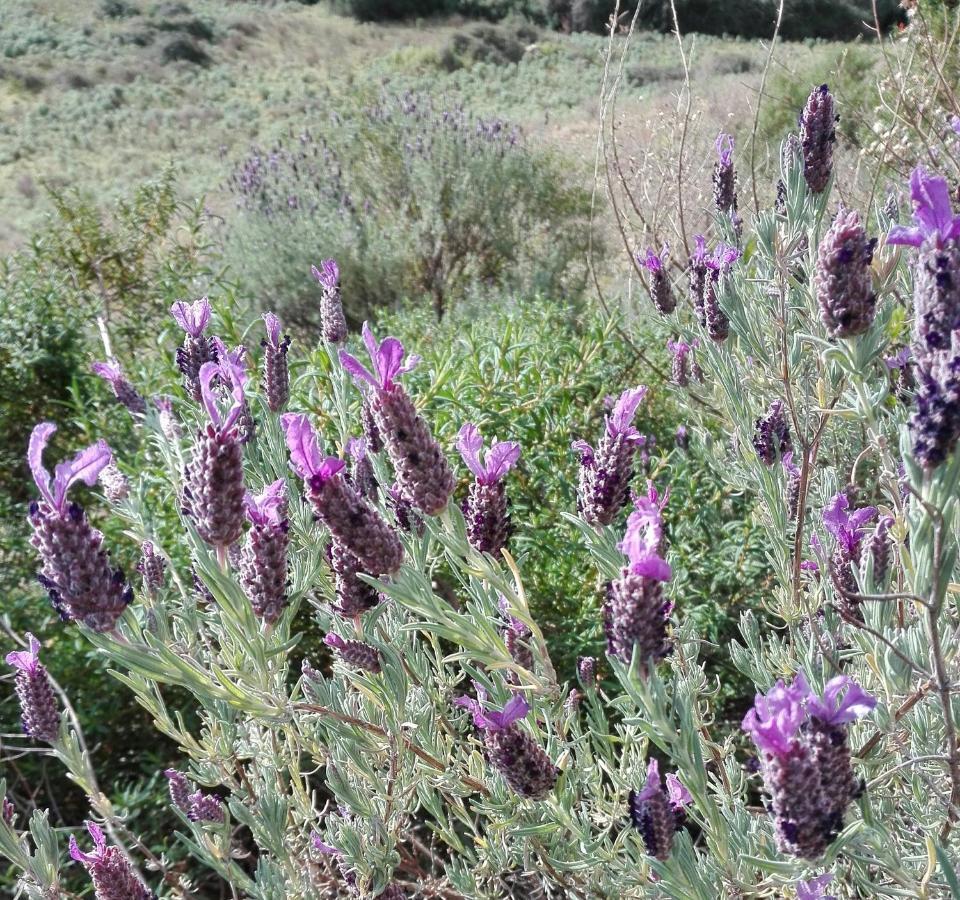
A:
637,244,668,273
339,323,421,393
618,493,671,582
312,259,340,290
742,679,808,756
822,492,876,554
797,874,836,900
455,690,530,732
797,673,876,726
715,132,734,167
244,479,286,527
29,423,112,516
5,633,44,676
457,423,520,485
605,386,648,441
888,167,960,249
281,413,345,484
170,297,212,338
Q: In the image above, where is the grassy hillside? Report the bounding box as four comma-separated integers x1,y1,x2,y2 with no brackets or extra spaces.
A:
0,0,876,252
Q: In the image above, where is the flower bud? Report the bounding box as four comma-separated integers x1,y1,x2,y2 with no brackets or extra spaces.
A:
137,542,166,597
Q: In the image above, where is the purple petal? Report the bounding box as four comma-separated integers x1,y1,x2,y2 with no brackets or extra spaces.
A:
715,131,734,166
311,259,339,290
90,361,122,386
374,337,406,389
910,167,954,236
885,224,924,247
822,492,849,540
781,450,800,477
245,479,286,526
52,440,113,511
311,834,341,855
457,423,485,479
324,633,346,650
847,506,877,534
282,413,321,477
338,349,378,390
345,436,367,461
5,633,41,673
69,835,95,864
361,321,379,364
607,386,648,438
807,676,876,725
170,298,211,337
263,312,282,347
199,362,223,428
637,758,661,801
571,439,594,464
742,680,807,755
484,694,530,730
665,773,692,808
28,422,57,507
483,440,521,483
797,874,834,900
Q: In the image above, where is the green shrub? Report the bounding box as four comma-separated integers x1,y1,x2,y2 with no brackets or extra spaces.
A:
222,90,594,328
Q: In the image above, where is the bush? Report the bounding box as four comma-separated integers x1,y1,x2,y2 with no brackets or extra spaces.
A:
222,90,594,328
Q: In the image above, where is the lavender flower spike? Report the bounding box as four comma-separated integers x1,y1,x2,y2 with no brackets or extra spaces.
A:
340,324,454,515
823,491,876,621
888,168,960,357
573,386,648,526
239,479,290,624
6,634,60,742
702,243,740,342
171,297,217,401
814,207,877,338
312,259,348,344
799,84,837,194
604,497,672,671
138,541,166,596
346,435,377,498
713,132,737,214
455,691,557,799
181,362,247,557
628,759,691,860
28,423,132,631
637,245,676,315
261,312,291,413
458,423,520,555
69,821,154,900
799,673,875,849
742,678,829,858
688,235,709,325
283,413,403,576
91,360,146,415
